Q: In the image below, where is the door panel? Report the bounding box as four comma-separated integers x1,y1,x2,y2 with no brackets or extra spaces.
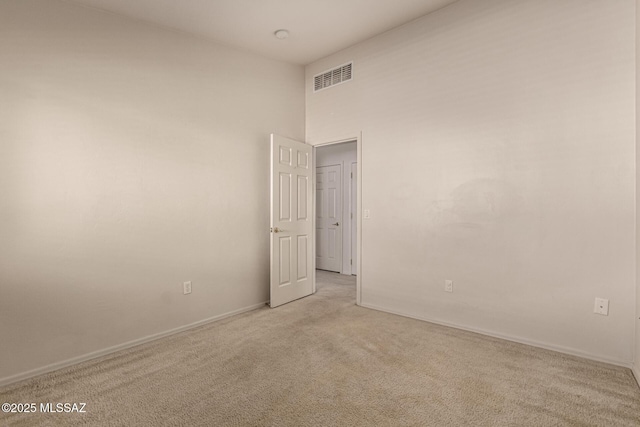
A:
316,164,342,272
297,176,308,220
270,134,313,307
297,235,308,280
280,146,292,165
279,173,291,221
297,151,309,169
328,229,336,257
279,236,291,286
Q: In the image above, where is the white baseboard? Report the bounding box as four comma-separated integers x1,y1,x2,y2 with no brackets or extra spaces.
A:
0,301,268,387
359,302,632,369
632,365,640,388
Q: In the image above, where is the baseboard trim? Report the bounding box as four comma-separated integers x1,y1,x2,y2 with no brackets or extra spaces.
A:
632,365,640,388
0,301,268,387
359,302,632,369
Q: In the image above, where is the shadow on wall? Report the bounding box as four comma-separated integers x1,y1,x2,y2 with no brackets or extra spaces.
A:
425,178,524,235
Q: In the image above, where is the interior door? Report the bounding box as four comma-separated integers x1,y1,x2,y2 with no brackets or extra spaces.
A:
316,164,342,272
270,134,313,308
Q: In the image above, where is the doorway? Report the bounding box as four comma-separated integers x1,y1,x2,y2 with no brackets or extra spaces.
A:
313,139,360,303
315,141,356,276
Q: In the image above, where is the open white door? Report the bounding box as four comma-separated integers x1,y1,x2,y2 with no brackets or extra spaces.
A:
270,134,313,308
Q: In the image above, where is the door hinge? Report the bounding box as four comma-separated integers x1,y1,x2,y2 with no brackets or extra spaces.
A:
350,259,352,265
350,213,353,219
350,172,353,179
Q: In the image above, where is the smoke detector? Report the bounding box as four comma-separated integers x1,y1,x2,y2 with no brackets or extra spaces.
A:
274,29,289,39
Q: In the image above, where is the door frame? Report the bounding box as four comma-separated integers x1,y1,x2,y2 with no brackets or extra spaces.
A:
312,134,362,306
350,161,357,275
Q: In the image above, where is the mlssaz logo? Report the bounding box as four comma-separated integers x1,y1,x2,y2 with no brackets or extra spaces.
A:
40,403,87,413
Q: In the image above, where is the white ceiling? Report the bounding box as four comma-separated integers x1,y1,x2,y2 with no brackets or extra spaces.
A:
67,0,459,65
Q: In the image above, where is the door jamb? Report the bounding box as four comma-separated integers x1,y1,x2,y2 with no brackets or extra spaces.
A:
312,134,362,306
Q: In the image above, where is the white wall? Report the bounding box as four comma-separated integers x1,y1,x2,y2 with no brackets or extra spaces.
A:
635,0,640,381
0,0,304,383
316,142,357,274
306,0,636,365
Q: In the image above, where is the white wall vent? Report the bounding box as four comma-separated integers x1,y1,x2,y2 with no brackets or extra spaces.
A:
314,62,353,92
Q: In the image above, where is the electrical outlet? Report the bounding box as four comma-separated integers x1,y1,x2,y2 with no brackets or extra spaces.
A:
594,297,608,316
183,281,192,295
364,209,371,219
445,280,453,293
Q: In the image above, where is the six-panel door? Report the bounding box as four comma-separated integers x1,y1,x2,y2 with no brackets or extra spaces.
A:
270,134,313,308
316,164,342,272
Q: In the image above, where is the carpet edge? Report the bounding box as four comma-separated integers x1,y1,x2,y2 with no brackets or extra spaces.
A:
359,302,633,369
632,365,640,389
0,300,268,387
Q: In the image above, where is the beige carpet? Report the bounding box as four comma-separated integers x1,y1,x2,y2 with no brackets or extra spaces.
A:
2,270,640,426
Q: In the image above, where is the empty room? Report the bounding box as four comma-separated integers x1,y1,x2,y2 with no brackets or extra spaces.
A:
1,0,640,425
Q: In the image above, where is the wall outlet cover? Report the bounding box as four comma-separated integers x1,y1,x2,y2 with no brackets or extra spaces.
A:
445,280,453,293
183,281,192,295
594,297,609,316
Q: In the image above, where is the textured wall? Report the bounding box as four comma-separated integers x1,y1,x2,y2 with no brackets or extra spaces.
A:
306,0,635,364
633,0,640,378
0,0,304,382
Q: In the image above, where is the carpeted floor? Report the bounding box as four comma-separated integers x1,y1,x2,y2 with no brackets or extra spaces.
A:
1,270,640,426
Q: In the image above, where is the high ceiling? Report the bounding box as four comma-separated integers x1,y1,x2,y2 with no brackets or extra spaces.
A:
67,0,459,65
